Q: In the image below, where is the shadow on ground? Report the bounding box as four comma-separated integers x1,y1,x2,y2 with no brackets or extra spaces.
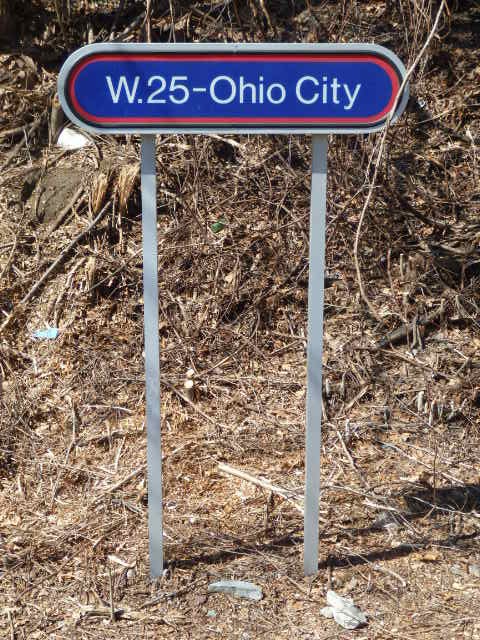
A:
167,483,480,570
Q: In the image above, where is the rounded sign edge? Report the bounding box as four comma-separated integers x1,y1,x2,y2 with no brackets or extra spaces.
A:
57,42,409,135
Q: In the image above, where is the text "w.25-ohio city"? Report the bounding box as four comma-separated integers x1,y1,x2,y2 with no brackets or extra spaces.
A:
106,74,362,110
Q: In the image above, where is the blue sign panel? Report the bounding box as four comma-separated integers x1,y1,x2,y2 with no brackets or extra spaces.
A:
58,44,408,134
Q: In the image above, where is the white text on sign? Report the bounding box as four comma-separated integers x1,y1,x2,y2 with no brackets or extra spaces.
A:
106,75,363,110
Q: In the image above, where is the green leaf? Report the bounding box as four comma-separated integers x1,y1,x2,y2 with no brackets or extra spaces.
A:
211,219,226,233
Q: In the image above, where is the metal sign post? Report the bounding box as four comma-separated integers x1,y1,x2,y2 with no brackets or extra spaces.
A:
141,134,163,576
304,135,328,575
58,43,408,578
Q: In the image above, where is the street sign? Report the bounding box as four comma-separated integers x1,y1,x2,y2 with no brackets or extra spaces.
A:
58,43,407,134
58,42,408,579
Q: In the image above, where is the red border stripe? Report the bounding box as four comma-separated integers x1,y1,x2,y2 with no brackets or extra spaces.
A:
68,53,400,126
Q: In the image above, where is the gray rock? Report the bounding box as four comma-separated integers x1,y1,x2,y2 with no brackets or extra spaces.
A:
450,564,463,576
372,510,402,530
468,563,480,578
208,580,263,602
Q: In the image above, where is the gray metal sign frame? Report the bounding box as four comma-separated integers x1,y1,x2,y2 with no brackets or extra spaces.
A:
58,42,408,136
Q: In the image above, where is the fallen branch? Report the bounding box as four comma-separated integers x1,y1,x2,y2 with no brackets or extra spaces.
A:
374,304,444,350
377,347,451,380
218,462,305,514
0,115,43,172
343,385,370,413
0,201,111,335
0,123,33,140
94,464,146,504
23,199,110,304
141,579,205,608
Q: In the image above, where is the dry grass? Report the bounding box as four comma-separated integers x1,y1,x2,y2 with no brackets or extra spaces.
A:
1,1,480,638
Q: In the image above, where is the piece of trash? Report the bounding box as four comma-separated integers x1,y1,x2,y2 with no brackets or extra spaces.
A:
325,590,367,630
57,127,92,150
469,563,480,578
32,327,59,340
206,609,217,618
211,219,226,233
208,580,262,602
320,606,334,619
450,564,463,576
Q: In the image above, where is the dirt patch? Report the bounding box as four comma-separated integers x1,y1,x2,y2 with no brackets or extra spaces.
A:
26,166,87,225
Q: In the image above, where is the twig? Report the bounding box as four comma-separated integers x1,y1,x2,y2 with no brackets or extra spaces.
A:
21,199,109,303
0,210,26,283
112,12,144,42
336,429,369,488
94,464,146,503
77,430,137,447
0,123,33,139
0,116,43,171
50,399,78,504
53,0,68,45
109,0,125,39
376,347,451,381
145,0,152,42
7,610,14,640
258,0,274,31
0,201,111,336
336,429,356,469
376,440,463,485
16,555,73,600
394,192,450,230
108,565,116,622
374,304,445,350
76,606,125,623
141,579,205,608
168,0,176,42
218,462,304,513
87,248,142,293
207,134,245,149
326,561,333,590
162,379,227,429
372,563,407,588
343,385,370,413
353,0,447,318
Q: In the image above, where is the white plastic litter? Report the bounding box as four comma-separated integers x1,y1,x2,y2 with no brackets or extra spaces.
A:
325,590,367,630
207,580,263,601
32,327,59,340
57,127,91,150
